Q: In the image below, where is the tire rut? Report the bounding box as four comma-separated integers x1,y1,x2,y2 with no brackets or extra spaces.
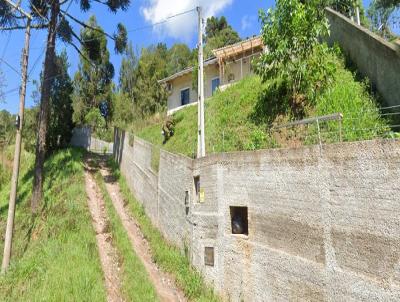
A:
98,165,187,302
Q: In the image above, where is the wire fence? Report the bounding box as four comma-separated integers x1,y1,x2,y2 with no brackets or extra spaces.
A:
270,104,400,149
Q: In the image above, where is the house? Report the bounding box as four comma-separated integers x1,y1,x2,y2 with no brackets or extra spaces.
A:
159,36,264,115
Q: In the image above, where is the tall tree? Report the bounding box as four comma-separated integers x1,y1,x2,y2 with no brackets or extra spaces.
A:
256,0,334,116
204,16,240,58
166,43,193,76
0,0,128,212
73,16,115,127
368,0,398,38
132,43,168,116
119,42,138,101
47,50,74,152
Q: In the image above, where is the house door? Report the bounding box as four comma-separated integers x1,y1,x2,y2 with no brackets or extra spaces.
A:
211,77,220,95
181,88,190,106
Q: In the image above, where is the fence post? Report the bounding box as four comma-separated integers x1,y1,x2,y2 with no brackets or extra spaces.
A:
316,118,322,147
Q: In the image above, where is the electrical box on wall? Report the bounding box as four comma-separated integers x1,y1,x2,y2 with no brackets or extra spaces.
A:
204,247,214,266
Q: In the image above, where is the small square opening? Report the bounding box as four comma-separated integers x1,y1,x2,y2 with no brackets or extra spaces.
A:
230,206,248,235
204,247,214,266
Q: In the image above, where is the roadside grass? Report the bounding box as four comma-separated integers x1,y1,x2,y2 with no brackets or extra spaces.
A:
0,149,106,301
107,159,219,302
135,53,391,157
92,167,158,302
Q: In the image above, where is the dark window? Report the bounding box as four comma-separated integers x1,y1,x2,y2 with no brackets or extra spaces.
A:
230,206,248,235
180,88,190,106
211,78,220,95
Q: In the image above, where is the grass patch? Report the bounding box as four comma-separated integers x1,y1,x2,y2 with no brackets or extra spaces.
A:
107,159,219,302
133,51,392,156
0,149,106,301
93,167,158,301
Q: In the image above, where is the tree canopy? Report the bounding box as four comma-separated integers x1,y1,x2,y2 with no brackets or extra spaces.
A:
73,16,115,128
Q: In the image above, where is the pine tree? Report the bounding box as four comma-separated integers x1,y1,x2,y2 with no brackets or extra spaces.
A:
0,0,129,212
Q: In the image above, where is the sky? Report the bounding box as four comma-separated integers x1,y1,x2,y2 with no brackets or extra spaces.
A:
0,0,391,114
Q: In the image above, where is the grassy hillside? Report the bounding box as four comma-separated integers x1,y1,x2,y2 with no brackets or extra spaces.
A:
136,56,390,157
0,149,106,301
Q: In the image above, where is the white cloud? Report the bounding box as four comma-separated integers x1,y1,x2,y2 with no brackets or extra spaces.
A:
241,15,255,31
141,0,233,40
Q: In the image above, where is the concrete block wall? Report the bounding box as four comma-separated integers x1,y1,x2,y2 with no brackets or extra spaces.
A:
113,129,400,301
326,7,400,107
70,127,113,154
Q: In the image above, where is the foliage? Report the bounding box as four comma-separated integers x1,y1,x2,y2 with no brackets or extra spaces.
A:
193,16,241,90
22,107,39,153
119,42,138,101
0,149,106,301
93,169,158,301
107,160,219,301
73,16,114,127
135,63,390,156
204,16,241,58
166,43,194,76
0,110,14,150
117,43,168,120
329,0,369,25
368,0,398,39
47,50,74,152
256,0,334,117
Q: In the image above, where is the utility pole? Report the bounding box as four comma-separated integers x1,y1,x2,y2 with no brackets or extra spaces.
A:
355,6,361,26
197,6,205,158
2,1,32,273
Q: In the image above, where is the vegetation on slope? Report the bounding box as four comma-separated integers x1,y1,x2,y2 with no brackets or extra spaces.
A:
0,149,106,301
136,57,389,157
107,159,219,302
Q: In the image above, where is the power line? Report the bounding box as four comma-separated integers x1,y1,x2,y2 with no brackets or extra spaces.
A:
127,8,196,33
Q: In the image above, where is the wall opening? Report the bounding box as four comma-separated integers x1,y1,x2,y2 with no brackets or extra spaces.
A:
230,206,248,235
184,190,189,215
194,175,200,203
204,247,214,266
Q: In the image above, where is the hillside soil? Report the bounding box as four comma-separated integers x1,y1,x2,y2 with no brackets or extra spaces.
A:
85,166,124,302
85,154,186,302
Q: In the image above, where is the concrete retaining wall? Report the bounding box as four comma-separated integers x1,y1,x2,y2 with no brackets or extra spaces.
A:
113,129,400,301
70,127,113,154
326,7,400,107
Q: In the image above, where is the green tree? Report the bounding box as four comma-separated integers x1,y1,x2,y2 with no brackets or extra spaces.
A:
1,0,129,210
368,0,398,39
204,16,241,58
133,43,168,116
0,110,14,150
256,0,335,116
166,43,193,76
119,42,138,100
47,50,74,152
73,16,115,127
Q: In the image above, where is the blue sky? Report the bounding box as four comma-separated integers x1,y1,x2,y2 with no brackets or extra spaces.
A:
0,0,382,113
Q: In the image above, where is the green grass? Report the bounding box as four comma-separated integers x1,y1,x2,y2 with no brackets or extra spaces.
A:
93,168,158,301
107,159,219,302
0,149,106,301
135,55,391,156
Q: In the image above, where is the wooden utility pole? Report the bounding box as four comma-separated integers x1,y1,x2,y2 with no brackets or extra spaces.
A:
197,6,205,158
1,1,32,273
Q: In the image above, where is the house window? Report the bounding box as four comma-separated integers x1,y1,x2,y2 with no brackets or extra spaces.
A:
211,77,220,95
180,88,190,106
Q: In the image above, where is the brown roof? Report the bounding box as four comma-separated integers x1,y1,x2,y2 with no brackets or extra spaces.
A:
212,36,263,60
